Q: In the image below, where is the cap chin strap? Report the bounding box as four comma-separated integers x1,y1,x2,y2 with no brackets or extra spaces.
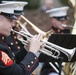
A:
53,16,68,20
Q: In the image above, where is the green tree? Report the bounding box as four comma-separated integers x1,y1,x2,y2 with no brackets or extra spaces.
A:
17,0,40,9
59,0,69,6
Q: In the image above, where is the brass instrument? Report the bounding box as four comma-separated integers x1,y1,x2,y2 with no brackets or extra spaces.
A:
16,15,53,41
63,1,76,75
63,62,76,75
20,15,46,35
70,0,76,34
14,15,76,74
70,62,76,75
11,27,76,61
12,14,75,61
20,15,76,33
11,26,76,75
16,15,60,74
20,15,53,35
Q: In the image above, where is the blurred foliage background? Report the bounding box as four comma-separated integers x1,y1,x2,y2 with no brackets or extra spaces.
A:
59,0,69,5
4,0,73,9
16,0,40,9
59,0,73,7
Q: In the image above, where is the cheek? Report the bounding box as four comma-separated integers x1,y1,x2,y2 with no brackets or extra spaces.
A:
17,16,21,20
4,21,12,29
0,22,5,29
13,20,16,23
0,25,3,31
51,20,56,24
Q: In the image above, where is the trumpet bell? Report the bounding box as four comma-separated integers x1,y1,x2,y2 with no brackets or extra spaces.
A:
63,48,76,61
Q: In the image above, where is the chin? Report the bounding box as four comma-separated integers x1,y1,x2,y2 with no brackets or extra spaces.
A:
5,33,11,37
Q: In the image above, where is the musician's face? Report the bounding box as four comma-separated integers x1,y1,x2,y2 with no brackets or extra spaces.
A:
60,19,68,24
50,17,68,30
0,15,15,36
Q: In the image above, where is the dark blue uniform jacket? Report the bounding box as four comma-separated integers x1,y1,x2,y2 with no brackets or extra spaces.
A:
0,36,39,75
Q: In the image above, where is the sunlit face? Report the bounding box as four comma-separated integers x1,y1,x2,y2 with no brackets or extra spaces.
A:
60,19,68,24
50,17,68,30
0,15,15,36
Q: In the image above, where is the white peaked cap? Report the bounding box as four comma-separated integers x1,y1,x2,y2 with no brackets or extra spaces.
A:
46,6,69,17
15,1,28,11
0,2,17,14
2,1,28,11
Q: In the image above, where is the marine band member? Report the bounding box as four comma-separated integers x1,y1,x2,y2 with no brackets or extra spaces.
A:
0,1,43,75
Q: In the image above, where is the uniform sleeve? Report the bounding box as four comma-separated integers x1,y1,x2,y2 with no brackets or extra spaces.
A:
15,47,27,63
0,51,39,75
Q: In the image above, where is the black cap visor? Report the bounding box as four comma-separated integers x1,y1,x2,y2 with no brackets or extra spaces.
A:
14,10,24,16
1,12,18,20
53,16,69,21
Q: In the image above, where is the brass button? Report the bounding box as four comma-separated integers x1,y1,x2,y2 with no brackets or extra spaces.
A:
35,57,37,60
12,53,15,56
12,32,15,34
12,57,14,60
58,29,60,32
11,42,13,45
28,65,30,68
31,61,34,64
15,41,18,44
14,60,15,62
8,47,11,49
2,37,4,40
18,46,20,49
14,36,17,39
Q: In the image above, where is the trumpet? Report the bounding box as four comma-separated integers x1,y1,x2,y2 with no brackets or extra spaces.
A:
11,27,76,61
19,15,53,35
16,15,53,40
13,15,76,61
20,15,46,35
